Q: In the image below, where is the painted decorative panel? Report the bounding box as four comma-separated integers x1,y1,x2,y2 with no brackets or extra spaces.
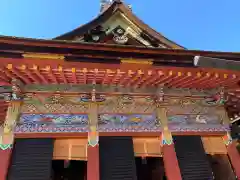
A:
15,114,161,133
14,113,229,133
19,114,88,125
98,114,160,132
168,115,221,125
167,114,229,132
15,114,89,133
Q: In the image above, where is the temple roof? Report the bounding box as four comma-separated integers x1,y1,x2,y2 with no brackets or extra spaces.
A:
55,0,184,49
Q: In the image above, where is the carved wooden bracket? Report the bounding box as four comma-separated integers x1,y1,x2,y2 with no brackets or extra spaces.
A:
0,100,22,146
0,79,23,148
88,95,99,147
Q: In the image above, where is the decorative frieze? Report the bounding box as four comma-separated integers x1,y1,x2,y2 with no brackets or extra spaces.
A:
15,85,230,134
14,123,228,133
15,112,229,133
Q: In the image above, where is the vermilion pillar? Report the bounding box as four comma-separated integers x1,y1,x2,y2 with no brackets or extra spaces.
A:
87,145,99,180
157,106,182,180
162,144,182,180
227,141,240,179
0,148,12,180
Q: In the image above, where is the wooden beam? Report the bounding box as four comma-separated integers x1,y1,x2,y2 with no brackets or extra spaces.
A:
1,36,240,61
14,131,225,139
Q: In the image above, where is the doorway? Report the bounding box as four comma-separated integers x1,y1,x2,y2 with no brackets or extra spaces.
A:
207,154,236,180
135,157,167,180
51,160,87,180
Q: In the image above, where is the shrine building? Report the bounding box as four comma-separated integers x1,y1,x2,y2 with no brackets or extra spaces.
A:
0,0,240,180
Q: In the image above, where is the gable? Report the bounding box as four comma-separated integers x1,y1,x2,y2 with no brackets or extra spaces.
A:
55,1,184,49
73,12,166,47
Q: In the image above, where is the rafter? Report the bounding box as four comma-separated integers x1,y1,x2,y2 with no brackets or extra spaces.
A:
102,69,112,85
32,65,49,84
176,72,202,88
82,68,87,84
19,65,40,84
0,69,11,83
159,71,180,87
0,63,237,90
140,70,160,87
45,66,58,84
168,72,192,87
119,70,134,86
152,71,172,86
111,69,122,84
135,70,153,88
3,65,16,80
72,68,78,84
58,66,68,84
127,70,143,86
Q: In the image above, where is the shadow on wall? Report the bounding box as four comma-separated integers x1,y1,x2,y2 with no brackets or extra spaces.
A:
237,140,240,154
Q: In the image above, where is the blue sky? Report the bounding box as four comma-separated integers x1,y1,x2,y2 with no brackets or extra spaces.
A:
0,0,239,52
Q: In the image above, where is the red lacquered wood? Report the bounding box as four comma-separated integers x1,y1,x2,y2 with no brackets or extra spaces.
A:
0,148,12,180
162,144,182,180
87,145,99,180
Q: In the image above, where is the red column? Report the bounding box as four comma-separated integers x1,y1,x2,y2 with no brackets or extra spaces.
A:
87,145,99,180
0,148,12,180
162,144,182,180
227,141,240,179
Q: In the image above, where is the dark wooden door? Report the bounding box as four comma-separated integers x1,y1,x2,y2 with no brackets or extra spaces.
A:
173,135,213,180
99,136,137,180
7,138,54,180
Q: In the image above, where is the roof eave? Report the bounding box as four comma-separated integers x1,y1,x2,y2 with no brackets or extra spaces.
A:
0,35,240,60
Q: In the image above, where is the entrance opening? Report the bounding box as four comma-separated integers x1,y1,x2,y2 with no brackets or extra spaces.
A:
51,160,87,180
135,157,167,180
207,154,236,180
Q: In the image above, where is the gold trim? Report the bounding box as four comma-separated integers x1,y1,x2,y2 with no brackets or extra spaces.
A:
22,53,65,60
121,59,153,65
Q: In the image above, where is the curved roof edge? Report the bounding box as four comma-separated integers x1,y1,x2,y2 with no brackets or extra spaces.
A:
54,0,185,49
1,35,240,60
